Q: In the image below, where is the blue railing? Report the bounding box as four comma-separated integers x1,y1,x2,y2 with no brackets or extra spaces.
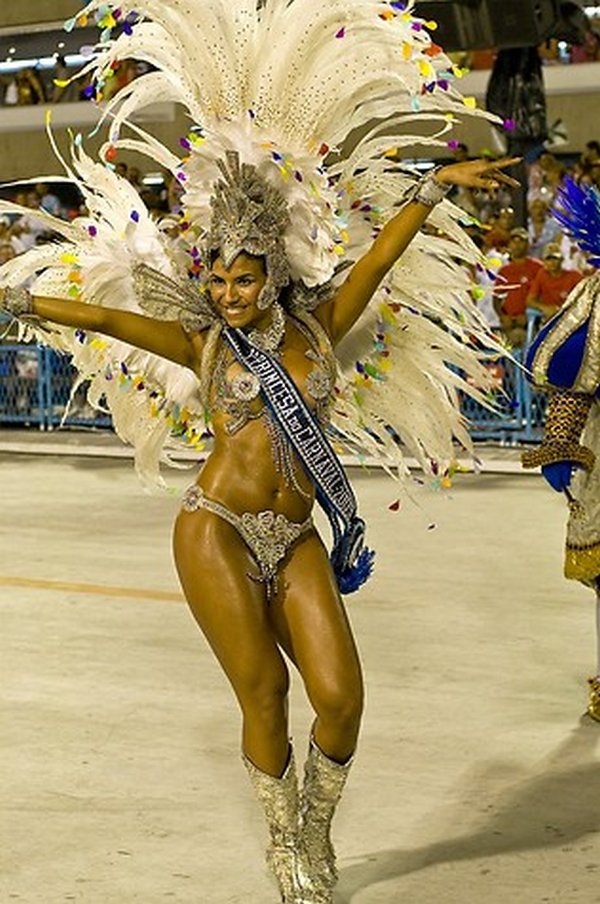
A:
0,314,548,440
0,344,111,430
460,310,546,444
41,347,112,429
0,343,46,428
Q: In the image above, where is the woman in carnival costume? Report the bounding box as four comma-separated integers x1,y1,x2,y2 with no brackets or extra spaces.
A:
0,1,517,900
523,178,600,724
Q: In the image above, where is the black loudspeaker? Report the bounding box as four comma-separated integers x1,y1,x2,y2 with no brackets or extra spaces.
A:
416,0,560,50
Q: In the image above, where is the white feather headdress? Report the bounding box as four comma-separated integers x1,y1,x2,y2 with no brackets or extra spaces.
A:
0,0,502,486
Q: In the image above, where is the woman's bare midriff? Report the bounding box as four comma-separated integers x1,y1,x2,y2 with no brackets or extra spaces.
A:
197,416,315,522
193,327,325,521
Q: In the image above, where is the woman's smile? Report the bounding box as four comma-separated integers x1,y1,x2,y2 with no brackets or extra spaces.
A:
209,252,272,329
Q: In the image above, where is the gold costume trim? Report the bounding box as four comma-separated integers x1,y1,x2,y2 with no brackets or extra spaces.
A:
579,275,600,393
588,677,600,722
521,390,595,471
531,279,590,385
530,273,600,393
564,540,600,585
522,442,596,471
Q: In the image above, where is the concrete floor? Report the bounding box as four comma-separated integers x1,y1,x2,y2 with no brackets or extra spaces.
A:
1,452,599,904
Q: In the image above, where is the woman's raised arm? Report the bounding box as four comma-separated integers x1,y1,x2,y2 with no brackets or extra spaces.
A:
0,290,199,370
319,157,520,344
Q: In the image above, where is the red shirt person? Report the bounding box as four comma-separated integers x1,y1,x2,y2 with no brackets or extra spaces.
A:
527,242,583,321
493,228,543,345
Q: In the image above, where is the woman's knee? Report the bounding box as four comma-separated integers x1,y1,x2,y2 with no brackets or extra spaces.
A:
238,668,291,728
312,680,364,733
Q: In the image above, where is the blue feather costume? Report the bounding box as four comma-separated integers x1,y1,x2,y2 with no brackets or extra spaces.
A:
526,179,600,394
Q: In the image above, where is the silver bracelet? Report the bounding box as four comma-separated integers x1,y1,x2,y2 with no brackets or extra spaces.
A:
2,286,34,317
405,168,450,209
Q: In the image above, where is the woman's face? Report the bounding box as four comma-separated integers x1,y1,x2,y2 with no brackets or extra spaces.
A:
208,253,269,330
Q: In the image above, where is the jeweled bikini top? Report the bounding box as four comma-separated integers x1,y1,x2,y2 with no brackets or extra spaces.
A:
201,310,337,435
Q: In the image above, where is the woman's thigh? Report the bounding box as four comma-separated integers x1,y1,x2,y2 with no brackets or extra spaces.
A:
173,508,289,703
269,531,364,712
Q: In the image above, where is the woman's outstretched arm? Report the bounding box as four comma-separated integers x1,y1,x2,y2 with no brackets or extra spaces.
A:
0,290,199,369
319,157,520,344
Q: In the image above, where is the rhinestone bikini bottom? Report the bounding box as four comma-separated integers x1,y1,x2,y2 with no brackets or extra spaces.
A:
181,484,313,598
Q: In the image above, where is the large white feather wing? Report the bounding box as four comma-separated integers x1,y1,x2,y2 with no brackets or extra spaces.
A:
0,142,208,488
0,0,505,485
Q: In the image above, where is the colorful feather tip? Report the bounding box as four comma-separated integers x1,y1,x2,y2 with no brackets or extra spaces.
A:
552,178,600,267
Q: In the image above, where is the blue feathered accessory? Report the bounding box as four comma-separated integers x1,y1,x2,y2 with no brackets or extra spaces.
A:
337,548,376,595
330,517,376,595
552,178,600,267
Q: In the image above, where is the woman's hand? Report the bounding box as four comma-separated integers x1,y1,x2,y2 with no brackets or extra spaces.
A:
434,156,522,191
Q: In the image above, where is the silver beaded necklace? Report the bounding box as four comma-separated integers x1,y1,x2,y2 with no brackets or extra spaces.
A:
246,302,286,354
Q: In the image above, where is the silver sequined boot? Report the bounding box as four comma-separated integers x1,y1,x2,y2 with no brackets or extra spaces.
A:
298,736,353,903
243,748,309,903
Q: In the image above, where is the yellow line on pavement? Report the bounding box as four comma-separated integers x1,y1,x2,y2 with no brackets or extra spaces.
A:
0,575,183,603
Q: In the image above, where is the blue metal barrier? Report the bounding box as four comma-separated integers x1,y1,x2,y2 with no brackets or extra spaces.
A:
520,308,549,442
463,309,547,443
0,343,46,428
0,343,112,431
461,354,524,443
42,347,112,430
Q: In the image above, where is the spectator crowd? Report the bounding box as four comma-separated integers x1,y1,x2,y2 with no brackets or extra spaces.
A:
0,57,148,107
448,139,600,349
0,165,183,270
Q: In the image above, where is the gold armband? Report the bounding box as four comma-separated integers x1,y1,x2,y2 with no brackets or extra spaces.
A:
521,390,596,471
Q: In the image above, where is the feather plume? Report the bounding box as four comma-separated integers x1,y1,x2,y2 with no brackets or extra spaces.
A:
0,0,504,487
552,178,600,267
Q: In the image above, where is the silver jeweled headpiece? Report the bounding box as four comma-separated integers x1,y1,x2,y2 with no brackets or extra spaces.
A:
206,151,291,310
